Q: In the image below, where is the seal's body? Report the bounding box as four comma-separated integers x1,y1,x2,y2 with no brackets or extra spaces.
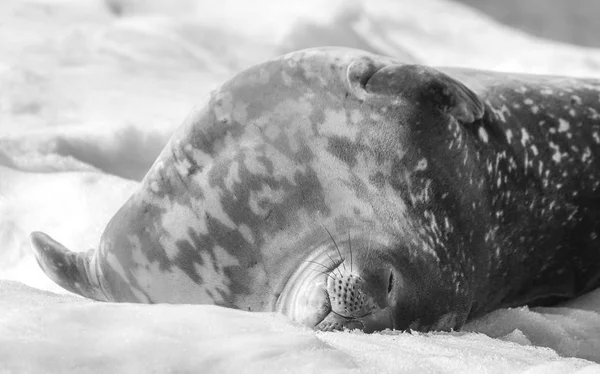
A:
446,70,600,319
30,48,600,333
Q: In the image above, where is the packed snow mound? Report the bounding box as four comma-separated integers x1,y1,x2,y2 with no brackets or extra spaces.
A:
0,124,171,180
1,281,598,373
3,0,600,372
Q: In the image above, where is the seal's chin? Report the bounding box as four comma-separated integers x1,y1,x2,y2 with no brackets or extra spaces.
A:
315,307,395,333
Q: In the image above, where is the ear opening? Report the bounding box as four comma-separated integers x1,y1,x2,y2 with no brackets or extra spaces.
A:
364,64,484,124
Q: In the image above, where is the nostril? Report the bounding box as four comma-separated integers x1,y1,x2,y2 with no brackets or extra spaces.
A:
388,271,394,294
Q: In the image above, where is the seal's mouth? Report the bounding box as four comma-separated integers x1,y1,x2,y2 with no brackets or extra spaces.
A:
315,307,395,333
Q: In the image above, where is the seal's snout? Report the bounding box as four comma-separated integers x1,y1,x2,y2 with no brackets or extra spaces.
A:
327,272,376,318
314,268,396,333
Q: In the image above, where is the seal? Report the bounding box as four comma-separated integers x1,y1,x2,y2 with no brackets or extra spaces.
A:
30,47,600,333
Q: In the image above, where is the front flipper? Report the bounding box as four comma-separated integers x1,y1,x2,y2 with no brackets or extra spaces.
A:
365,64,485,124
30,231,107,301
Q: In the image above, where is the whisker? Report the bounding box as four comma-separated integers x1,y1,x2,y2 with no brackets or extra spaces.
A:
309,268,336,281
316,223,344,277
348,230,353,273
323,225,346,272
305,259,331,271
324,251,343,277
305,261,337,281
310,267,323,273
305,260,338,281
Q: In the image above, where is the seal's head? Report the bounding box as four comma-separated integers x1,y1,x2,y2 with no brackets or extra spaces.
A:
276,232,414,332
31,47,486,333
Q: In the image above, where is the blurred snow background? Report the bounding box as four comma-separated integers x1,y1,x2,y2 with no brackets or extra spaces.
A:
1,0,600,372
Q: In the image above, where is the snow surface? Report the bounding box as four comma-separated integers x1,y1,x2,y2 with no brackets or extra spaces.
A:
1,0,600,372
1,281,599,373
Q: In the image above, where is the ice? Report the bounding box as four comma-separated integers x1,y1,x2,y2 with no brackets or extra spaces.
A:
1,0,600,372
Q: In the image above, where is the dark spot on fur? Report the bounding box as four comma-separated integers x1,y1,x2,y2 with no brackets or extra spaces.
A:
327,135,366,168
369,171,386,189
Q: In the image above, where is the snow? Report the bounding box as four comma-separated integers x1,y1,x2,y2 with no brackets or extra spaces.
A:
1,281,598,373
1,0,599,372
